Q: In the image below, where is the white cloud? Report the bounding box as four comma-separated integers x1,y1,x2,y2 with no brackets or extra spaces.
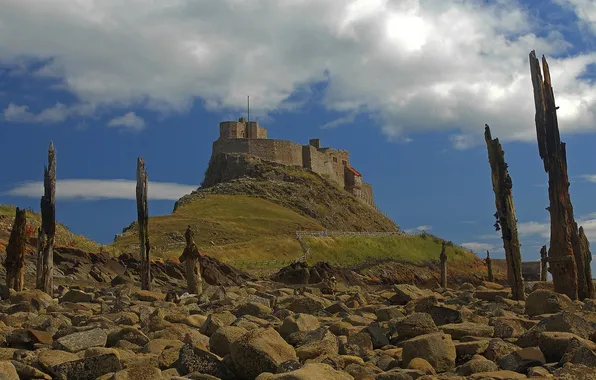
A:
461,242,495,253
3,179,197,201
404,225,432,233
1,1,595,144
3,102,94,123
581,174,596,183
518,221,550,238
555,0,596,34
107,112,145,131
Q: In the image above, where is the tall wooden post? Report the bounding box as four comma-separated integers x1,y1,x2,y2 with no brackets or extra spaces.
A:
439,241,447,288
136,157,151,290
578,227,594,299
485,250,494,283
179,225,203,295
529,51,583,300
540,245,548,282
5,208,27,291
484,125,525,300
36,142,56,295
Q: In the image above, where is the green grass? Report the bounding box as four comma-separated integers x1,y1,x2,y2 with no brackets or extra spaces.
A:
111,194,324,264
304,233,477,268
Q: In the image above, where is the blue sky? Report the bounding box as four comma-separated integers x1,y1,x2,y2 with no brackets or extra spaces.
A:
1,0,596,272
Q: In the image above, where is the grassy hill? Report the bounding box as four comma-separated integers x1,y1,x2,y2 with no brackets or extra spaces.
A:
112,153,479,270
0,204,118,255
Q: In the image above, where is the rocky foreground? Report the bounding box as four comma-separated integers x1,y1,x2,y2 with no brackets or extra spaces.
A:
0,279,595,380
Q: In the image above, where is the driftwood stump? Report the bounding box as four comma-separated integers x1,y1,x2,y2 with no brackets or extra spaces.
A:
540,245,548,282
439,241,447,288
485,250,494,283
36,142,56,295
579,227,594,299
136,157,151,291
5,207,27,291
484,125,525,301
529,51,585,300
179,225,203,295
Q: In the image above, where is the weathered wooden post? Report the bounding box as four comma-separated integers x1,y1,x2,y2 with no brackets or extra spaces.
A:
529,51,584,300
579,227,594,299
179,225,203,295
540,245,548,282
136,157,151,290
5,208,27,291
36,142,56,295
439,241,447,288
485,250,494,283
484,125,525,300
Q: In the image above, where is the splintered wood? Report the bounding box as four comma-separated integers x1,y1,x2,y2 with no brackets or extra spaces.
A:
36,142,56,295
5,207,27,291
136,157,152,291
179,225,203,295
439,241,447,288
484,125,525,301
529,50,592,300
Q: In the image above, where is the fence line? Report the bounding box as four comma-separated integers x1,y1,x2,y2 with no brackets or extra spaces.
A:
295,230,422,238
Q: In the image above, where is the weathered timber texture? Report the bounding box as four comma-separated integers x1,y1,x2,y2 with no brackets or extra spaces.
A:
529,50,584,300
179,225,203,295
439,241,447,288
484,124,525,301
36,142,56,295
540,245,548,282
485,250,494,283
5,207,27,291
136,157,151,290
579,227,594,299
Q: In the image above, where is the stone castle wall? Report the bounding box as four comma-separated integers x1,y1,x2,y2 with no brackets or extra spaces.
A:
213,120,375,208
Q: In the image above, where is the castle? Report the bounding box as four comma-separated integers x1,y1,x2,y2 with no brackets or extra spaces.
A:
211,117,375,208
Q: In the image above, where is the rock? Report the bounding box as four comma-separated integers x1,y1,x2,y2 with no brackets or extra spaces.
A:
132,290,165,302
60,289,95,303
256,363,353,380
37,350,80,373
230,327,298,379
456,357,498,376
389,313,438,340
390,285,434,305
107,327,150,347
201,311,237,336
176,343,235,379
474,290,510,302
10,290,54,310
0,361,19,380
491,317,526,339
279,314,320,339
558,336,596,367
109,366,162,380
499,347,545,373
233,302,272,319
525,289,575,317
209,326,247,357
296,328,338,361
440,322,494,340
56,328,108,352
468,370,527,379
538,331,596,363
288,294,332,315
52,354,122,380
375,307,405,322
401,333,456,373
406,357,435,375
10,360,52,380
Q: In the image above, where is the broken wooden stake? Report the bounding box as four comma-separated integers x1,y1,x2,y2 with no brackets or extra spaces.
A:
540,245,548,282
529,50,583,300
179,225,203,295
439,241,447,288
578,227,594,299
36,142,56,295
5,207,27,291
485,250,494,283
484,124,525,301
136,157,151,291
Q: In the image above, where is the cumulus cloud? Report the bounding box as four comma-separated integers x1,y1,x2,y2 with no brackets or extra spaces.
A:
555,0,596,34
3,179,197,200
1,1,596,145
107,112,145,131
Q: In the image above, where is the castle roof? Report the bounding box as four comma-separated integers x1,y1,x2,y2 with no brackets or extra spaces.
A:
347,166,362,177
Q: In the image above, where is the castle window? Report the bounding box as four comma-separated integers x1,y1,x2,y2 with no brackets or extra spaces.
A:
333,157,338,163
342,160,347,165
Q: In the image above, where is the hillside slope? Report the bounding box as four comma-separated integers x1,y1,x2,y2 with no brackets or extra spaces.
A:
0,205,117,254
176,152,399,232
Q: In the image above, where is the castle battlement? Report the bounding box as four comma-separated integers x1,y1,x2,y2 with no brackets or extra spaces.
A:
213,118,375,208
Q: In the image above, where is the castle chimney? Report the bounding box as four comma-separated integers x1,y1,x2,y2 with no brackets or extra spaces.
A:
309,139,320,149
238,117,247,124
